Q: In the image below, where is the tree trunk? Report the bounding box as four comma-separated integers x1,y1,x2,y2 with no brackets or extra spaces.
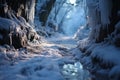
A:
0,0,37,48
38,0,56,26
0,0,35,24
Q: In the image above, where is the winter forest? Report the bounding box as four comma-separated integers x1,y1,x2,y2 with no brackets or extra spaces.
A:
0,0,120,80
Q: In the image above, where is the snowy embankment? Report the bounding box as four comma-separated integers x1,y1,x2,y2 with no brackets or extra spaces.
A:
0,35,90,80
78,39,120,80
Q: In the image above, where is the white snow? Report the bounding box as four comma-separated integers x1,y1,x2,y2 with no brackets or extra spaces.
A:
0,17,20,32
79,41,120,80
62,62,89,80
91,45,120,65
68,0,76,5
74,26,90,40
0,34,90,80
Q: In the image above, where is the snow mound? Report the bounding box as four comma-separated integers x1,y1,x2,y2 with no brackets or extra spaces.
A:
91,45,120,65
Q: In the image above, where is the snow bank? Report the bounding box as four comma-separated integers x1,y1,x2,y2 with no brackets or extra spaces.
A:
79,41,120,80
0,17,20,32
0,33,91,80
91,45,120,65
0,44,64,80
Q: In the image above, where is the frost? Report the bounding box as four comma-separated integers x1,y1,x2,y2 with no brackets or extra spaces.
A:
74,26,90,40
0,17,20,32
0,33,91,80
62,62,89,80
91,45,120,65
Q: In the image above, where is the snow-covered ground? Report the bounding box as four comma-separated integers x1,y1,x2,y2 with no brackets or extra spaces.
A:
0,34,90,80
78,38,120,80
44,33,77,49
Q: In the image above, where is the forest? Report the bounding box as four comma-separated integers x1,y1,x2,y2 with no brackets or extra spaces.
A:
0,0,120,80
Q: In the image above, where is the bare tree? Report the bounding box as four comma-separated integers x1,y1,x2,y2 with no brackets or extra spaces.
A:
38,0,56,26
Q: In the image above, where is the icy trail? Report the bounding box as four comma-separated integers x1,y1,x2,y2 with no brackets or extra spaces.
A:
0,34,89,80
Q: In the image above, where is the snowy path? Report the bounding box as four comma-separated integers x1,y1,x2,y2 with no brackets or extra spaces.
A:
42,35,77,49
0,35,89,80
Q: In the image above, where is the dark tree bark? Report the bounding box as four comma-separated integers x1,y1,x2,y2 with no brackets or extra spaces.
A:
38,0,56,26
109,0,120,33
0,0,35,23
0,0,37,48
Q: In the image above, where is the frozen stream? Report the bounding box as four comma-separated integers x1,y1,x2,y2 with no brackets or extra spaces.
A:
44,35,90,80
62,62,90,80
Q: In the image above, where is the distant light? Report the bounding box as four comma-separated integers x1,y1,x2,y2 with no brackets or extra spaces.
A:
69,0,76,4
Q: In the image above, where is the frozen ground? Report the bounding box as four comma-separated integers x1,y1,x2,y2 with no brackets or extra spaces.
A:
0,34,90,80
